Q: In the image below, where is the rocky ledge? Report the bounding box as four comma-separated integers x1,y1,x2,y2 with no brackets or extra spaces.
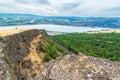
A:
34,54,120,80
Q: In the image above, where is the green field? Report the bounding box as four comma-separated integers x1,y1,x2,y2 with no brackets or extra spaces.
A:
53,32,120,61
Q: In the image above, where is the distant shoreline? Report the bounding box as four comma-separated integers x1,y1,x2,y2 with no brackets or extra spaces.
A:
0,24,112,33
86,29,120,34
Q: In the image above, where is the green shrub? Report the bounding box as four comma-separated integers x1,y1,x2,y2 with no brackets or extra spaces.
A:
44,54,52,61
42,36,59,61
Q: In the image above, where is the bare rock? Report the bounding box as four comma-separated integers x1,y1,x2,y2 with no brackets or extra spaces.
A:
34,54,120,80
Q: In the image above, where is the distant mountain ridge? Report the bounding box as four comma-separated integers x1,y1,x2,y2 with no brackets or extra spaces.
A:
0,13,120,28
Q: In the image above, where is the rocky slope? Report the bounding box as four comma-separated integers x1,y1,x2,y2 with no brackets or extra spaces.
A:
0,29,46,80
0,29,120,80
34,54,120,80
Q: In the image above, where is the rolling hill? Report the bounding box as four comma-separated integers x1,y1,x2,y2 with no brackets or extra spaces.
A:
0,13,120,28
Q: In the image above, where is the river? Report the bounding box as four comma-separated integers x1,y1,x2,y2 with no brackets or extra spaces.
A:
0,24,112,34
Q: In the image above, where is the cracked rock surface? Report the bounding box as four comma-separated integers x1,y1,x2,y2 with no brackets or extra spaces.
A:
34,54,120,80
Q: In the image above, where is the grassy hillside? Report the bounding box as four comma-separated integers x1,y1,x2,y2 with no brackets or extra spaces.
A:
42,33,67,61
53,32,120,61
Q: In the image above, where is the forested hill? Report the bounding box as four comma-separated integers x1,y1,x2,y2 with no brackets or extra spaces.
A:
53,32,120,61
0,13,120,28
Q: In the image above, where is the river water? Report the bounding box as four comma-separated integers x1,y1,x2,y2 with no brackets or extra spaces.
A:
0,24,112,34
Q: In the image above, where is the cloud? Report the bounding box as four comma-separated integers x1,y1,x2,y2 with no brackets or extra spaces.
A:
15,0,49,5
59,3,80,11
99,6,120,17
0,0,120,17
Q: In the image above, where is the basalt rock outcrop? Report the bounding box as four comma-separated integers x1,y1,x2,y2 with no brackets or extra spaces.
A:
0,29,120,80
34,54,120,80
0,29,46,80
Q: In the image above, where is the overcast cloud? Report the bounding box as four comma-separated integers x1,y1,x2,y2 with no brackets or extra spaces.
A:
0,0,120,17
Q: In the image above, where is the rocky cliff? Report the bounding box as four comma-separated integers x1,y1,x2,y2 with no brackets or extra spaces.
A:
0,29,46,80
0,29,120,80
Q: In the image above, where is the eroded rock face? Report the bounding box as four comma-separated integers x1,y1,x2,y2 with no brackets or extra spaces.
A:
0,42,11,80
0,29,46,80
34,54,120,80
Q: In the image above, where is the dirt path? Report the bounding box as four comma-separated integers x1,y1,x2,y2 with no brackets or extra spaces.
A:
25,34,42,64
23,33,44,78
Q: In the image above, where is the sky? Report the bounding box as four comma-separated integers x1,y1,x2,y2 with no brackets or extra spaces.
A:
0,0,120,17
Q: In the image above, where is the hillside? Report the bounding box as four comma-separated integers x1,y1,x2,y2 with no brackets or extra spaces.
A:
0,29,120,80
0,13,120,28
0,29,67,80
53,32,120,61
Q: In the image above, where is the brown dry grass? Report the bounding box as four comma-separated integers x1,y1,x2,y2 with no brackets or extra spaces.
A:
0,28,32,37
23,34,45,78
